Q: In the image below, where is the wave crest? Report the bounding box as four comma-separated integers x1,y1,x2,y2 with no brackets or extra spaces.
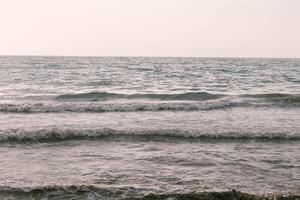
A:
0,101,236,113
0,128,299,142
55,92,300,103
1,93,298,114
0,186,298,200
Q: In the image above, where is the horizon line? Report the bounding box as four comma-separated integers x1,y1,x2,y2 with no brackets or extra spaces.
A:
0,54,299,59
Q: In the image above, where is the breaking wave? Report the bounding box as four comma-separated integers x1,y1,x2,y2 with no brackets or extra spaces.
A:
0,101,241,113
54,91,300,103
0,186,298,200
0,128,299,142
1,92,300,113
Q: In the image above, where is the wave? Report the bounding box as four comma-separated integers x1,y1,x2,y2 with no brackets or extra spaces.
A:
0,186,298,200
0,128,299,142
1,98,300,114
245,93,300,103
0,101,239,113
55,92,225,101
55,92,300,103
1,93,298,114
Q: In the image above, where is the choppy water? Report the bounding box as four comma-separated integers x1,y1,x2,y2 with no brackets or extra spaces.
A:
0,56,299,199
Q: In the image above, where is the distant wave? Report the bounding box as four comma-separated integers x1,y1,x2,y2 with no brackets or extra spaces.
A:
0,186,298,199
55,92,225,101
0,128,299,142
245,93,300,103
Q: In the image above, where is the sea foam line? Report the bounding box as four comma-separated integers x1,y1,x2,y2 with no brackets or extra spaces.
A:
0,101,241,113
0,186,298,199
0,128,299,142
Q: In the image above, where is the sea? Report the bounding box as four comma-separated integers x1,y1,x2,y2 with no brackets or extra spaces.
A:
0,56,299,199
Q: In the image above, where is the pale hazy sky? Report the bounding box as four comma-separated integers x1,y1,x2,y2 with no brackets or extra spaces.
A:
0,0,299,58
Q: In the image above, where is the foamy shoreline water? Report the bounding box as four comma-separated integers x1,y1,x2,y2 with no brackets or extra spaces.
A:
0,187,299,200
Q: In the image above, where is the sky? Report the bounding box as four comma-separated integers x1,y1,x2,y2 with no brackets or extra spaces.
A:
0,0,300,58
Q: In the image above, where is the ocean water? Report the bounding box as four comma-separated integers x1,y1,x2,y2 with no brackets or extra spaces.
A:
0,56,299,199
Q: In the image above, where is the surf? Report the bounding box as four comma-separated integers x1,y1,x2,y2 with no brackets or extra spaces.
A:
0,127,299,143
